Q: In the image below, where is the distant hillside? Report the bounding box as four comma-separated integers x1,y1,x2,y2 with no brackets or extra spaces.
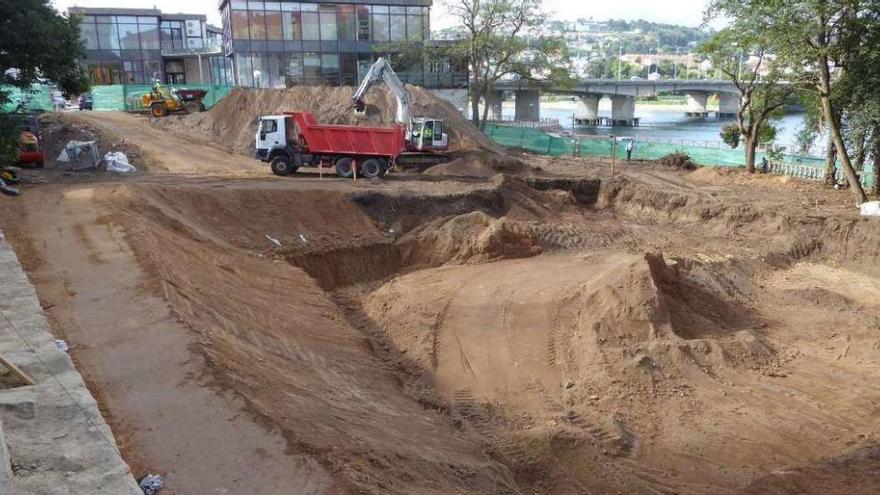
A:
434,18,713,54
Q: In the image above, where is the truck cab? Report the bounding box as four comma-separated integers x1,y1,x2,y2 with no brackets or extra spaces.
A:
255,115,292,161
408,118,448,152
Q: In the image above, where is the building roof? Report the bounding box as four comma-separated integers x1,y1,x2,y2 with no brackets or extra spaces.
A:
67,6,206,21
218,0,432,9
68,6,161,16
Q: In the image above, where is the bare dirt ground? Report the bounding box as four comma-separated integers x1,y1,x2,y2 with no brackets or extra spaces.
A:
4,109,880,494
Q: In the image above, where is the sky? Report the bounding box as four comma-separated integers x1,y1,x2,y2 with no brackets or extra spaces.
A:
53,0,714,31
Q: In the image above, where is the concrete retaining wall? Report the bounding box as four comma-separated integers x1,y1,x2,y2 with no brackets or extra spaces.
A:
0,230,141,494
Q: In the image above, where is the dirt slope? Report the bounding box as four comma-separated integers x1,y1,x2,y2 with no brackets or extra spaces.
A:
9,113,880,494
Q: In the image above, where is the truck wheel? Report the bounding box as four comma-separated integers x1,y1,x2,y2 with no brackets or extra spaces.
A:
360,159,383,179
335,157,354,178
270,156,295,176
150,104,167,118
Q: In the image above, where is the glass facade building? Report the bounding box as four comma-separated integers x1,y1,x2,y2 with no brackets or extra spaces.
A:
219,0,467,88
72,7,234,86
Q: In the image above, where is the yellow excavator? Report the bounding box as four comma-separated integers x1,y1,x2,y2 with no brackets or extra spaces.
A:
140,81,206,117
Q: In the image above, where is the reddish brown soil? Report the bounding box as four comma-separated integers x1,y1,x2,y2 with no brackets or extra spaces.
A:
3,111,880,494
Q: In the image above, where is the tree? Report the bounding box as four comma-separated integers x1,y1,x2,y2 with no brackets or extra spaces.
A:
720,123,741,148
0,0,88,163
699,28,791,173
707,0,878,203
446,0,572,129
833,18,880,195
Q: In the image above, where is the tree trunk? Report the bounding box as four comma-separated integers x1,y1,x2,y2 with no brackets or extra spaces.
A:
818,58,867,203
471,85,481,127
824,136,836,185
744,134,758,173
873,128,880,196
822,95,867,203
479,90,491,132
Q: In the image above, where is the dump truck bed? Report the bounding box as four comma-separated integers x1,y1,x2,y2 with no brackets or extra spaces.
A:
288,112,406,158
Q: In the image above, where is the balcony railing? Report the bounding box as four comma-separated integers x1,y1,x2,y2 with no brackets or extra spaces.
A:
161,38,223,57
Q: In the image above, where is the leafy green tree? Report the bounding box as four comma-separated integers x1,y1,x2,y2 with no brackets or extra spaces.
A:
0,0,88,163
699,28,791,172
720,123,741,148
707,0,878,202
446,0,573,129
833,19,880,195
602,56,634,79
657,59,676,78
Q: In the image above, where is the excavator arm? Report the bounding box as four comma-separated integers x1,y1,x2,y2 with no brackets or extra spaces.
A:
351,57,412,129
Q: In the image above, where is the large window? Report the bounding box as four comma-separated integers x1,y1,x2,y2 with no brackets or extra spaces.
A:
266,8,283,39
319,5,337,41
286,53,304,85
87,63,122,85
249,10,267,40
268,53,286,87
139,22,160,50
235,54,253,86
301,4,319,40
321,53,339,84
356,6,370,41
144,60,161,81
390,7,406,41
123,60,144,84
232,10,250,39
251,53,267,87
161,21,184,49
303,52,321,83
341,52,357,85
79,18,100,50
117,23,140,50
372,6,389,42
338,5,356,41
96,22,120,50
407,7,423,41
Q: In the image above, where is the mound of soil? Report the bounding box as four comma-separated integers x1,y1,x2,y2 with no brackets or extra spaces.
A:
423,150,530,177
153,85,505,157
658,151,697,170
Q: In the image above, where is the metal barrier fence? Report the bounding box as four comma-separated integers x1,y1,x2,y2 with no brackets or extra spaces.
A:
484,123,875,188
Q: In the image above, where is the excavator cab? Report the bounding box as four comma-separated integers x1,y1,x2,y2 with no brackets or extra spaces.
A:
409,118,448,152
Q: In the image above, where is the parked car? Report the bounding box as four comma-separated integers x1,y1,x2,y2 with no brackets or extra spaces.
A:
78,93,93,111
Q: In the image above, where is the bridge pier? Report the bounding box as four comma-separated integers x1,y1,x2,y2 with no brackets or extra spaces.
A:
574,95,601,125
685,92,709,118
611,95,638,126
718,93,741,118
514,90,540,122
488,90,504,120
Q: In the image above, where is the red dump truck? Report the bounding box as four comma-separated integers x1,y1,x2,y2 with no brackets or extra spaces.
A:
255,111,448,178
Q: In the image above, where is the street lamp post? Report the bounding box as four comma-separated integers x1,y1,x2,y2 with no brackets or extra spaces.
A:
673,48,678,79
617,36,622,80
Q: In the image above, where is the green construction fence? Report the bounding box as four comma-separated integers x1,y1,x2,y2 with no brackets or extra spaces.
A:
3,83,233,113
1,84,54,112
484,123,875,188
93,84,234,111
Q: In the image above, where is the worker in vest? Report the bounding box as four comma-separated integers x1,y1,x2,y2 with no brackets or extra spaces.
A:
625,139,634,161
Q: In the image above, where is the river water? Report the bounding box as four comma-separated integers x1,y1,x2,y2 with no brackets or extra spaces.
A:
521,102,808,151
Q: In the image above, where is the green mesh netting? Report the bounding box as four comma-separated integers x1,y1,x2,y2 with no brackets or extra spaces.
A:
93,84,233,111
1,84,54,112
484,123,875,188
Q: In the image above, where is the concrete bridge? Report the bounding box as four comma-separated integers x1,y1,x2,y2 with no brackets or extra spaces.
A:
492,79,743,125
